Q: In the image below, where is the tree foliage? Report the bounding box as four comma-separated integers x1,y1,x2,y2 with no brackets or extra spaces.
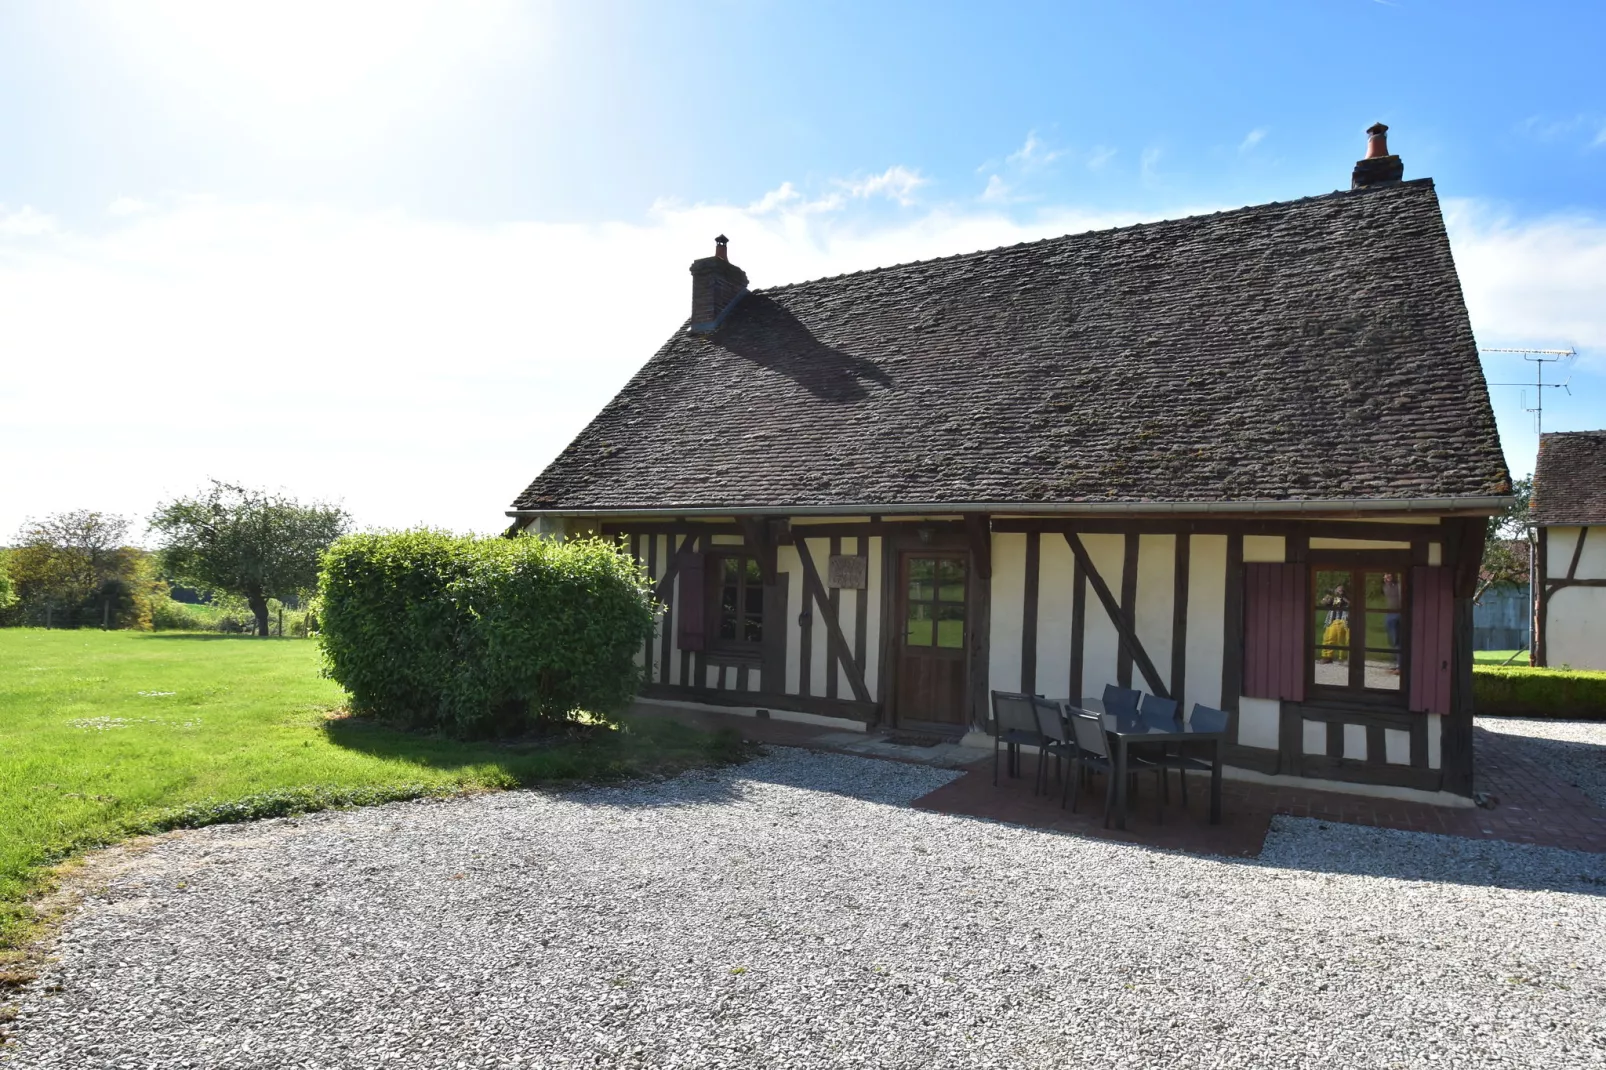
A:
4,511,164,628
149,481,350,637
0,551,16,611
317,530,657,737
1478,476,1533,604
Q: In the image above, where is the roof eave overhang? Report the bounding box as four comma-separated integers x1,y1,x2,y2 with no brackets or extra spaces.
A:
507,496,1513,520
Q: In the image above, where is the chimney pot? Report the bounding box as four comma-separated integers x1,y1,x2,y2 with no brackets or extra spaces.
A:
1364,122,1391,159
715,234,729,260
1351,122,1403,189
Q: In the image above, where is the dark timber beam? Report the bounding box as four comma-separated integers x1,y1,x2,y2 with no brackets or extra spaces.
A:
993,516,1446,544
1062,532,1169,698
793,536,872,702
1567,525,1590,580
1170,535,1190,704
965,515,992,580
652,533,701,603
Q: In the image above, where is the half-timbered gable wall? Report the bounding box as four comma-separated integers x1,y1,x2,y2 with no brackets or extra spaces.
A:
1538,524,1606,671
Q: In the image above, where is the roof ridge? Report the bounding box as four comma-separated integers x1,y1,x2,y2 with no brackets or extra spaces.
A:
752,177,1438,296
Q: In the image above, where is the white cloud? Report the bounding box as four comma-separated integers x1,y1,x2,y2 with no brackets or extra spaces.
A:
0,187,1142,539
0,206,56,236
1006,131,1063,169
1519,113,1606,152
837,165,926,206
1140,146,1164,185
979,175,1014,204
1238,128,1267,154
1444,199,1606,361
1086,145,1117,170
108,197,154,218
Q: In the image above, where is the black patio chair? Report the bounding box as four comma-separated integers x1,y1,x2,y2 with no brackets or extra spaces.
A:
1102,683,1141,716
990,690,1044,787
1065,703,1165,826
1031,696,1078,799
1142,701,1227,807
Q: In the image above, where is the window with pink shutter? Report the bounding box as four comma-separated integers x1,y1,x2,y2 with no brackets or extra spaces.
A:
1243,563,1307,702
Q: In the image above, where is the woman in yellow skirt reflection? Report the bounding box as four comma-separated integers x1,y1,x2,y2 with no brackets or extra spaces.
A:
1318,582,1350,663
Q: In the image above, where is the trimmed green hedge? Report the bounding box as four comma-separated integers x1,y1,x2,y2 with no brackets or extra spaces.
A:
317,530,656,737
1474,665,1606,719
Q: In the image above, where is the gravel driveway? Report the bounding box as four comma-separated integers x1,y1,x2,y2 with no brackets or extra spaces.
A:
7,748,1605,1069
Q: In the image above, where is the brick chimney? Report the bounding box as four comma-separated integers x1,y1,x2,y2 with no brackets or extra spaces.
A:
1351,123,1404,189
687,234,749,334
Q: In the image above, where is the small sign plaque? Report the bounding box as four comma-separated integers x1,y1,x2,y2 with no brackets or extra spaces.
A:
827,555,867,590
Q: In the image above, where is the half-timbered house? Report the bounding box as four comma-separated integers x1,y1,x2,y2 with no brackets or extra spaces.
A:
1531,430,1606,671
508,132,1511,800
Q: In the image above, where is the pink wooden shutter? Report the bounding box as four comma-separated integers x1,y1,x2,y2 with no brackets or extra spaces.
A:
1243,563,1307,702
1409,565,1452,715
676,553,706,652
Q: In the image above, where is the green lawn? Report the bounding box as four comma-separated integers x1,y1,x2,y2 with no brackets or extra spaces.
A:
0,629,736,964
1474,650,1528,666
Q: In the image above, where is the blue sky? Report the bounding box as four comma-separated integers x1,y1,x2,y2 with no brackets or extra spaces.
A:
2,0,1603,535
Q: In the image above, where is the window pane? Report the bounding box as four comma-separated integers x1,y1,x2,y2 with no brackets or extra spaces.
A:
744,616,763,643
908,578,934,602
722,558,739,582
743,558,763,583
909,558,935,582
936,603,965,648
745,585,764,615
1312,570,1353,688
721,585,738,614
1367,571,1405,654
937,559,966,602
718,615,737,641
1363,650,1401,690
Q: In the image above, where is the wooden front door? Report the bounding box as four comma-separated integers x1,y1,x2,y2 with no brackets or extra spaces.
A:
894,552,969,726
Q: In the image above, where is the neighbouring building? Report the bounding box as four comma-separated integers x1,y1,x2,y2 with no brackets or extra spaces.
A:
507,126,1511,799
1531,430,1606,671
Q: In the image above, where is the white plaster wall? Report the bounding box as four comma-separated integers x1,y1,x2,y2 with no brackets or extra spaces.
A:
1302,719,1326,755
988,533,1027,695
1184,535,1227,713
1385,729,1410,765
1035,534,1075,698
1079,534,1126,698
1243,535,1286,563
1427,713,1442,770
1237,697,1281,750
1546,526,1606,671
1428,542,1442,566
1134,535,1175,696
1344,723,1366,760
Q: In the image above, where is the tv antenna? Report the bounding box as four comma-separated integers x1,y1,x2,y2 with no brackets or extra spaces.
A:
1482,347,1575,436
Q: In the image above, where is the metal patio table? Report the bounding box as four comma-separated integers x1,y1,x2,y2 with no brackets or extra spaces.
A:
1061,697,1229,830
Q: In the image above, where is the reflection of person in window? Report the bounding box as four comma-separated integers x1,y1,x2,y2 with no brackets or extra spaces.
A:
1319,583,1350,663
1381,573,1402,673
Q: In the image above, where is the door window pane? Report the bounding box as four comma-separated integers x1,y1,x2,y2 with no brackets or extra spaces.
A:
936,603,965,648
906,600,934,646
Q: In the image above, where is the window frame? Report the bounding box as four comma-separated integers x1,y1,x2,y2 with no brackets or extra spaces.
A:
1305,553,1412,707
706,552,766,656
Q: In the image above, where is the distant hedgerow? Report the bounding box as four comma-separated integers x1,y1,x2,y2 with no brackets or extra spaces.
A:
316,531,656,737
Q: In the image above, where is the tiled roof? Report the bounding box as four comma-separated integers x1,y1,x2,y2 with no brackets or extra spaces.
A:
513,179,1510,513
1532,431,1606,525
